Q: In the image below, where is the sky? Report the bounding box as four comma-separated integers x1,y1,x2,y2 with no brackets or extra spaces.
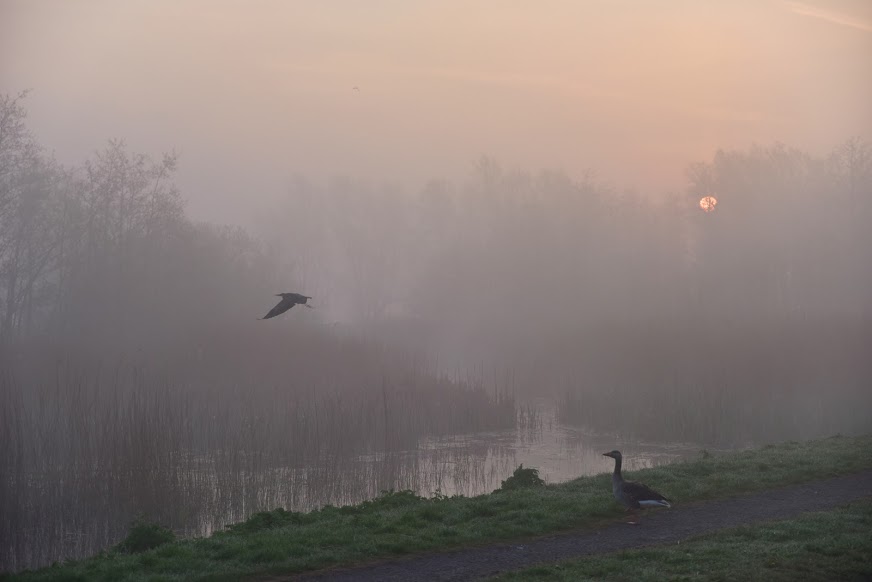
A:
2,0,871,224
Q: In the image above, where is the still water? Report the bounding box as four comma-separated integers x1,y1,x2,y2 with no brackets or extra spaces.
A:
2,409,712,573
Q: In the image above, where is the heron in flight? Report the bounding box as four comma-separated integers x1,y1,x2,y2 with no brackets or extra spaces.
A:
259,292,312,320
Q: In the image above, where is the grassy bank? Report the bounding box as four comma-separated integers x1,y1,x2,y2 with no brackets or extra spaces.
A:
494,500,872,581
4,434,871,581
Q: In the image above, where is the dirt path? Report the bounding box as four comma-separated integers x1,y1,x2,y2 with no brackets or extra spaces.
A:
274,470,872,581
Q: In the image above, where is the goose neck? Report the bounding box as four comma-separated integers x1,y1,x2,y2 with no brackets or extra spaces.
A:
612,456,623,477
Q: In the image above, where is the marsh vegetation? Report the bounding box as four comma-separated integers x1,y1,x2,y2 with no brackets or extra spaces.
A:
1,92,870,573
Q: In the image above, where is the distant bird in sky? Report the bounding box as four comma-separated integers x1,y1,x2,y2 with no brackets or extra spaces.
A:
259,292,312,320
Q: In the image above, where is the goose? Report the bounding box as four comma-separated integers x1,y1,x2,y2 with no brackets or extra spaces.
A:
602,450,671,524
258,292,313,320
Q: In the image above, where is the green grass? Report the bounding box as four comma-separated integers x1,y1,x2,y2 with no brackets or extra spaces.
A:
492,500,872,581
4,434,871,582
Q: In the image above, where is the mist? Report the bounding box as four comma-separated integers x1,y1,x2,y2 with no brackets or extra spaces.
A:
3,0,871,223
1,0,871,573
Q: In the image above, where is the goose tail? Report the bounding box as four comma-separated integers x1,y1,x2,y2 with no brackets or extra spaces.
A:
639,499,672,508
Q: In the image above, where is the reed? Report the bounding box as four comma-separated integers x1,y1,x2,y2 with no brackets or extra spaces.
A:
0,325,516,572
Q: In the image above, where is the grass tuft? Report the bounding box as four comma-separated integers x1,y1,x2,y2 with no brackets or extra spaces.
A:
114,519,176,555
497,465,546,492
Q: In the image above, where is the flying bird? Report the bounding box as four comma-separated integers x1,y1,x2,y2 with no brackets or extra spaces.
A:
259,292,312,320
602,450,672,524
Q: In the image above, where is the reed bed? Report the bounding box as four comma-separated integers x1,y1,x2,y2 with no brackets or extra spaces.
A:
0,326,516,572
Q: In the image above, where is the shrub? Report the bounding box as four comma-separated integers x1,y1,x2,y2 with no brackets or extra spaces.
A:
115,518,176,553
497,464,545,492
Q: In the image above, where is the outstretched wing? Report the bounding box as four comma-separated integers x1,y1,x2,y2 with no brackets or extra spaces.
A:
624,480,671,506
260,297,295,320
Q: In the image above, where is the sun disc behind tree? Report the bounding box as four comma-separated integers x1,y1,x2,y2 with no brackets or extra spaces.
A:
699,195,718,212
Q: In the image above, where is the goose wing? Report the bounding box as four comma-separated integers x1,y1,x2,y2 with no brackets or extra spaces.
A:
624,480,671,506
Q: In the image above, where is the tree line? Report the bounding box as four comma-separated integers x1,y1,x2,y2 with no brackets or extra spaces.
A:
0,92,284,347
3,89,870,366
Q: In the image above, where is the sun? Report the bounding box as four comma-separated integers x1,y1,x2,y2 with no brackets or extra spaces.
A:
699,195,718,213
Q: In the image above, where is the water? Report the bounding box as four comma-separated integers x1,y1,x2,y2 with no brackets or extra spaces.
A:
1,408,711,573
414,423,706,496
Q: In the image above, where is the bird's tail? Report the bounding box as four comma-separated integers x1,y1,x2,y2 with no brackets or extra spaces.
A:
639,499,672,508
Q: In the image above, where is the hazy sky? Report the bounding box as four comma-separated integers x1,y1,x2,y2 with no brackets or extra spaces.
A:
2,0,870,224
